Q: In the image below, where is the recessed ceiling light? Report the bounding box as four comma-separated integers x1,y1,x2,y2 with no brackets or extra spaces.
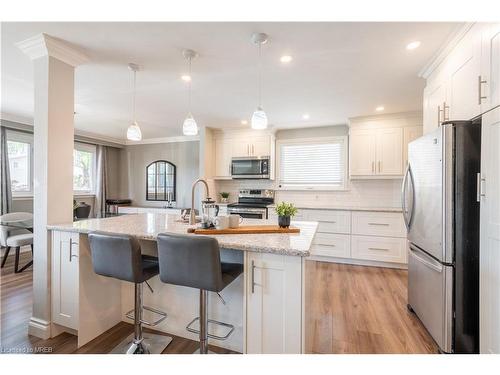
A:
241,120,248,125
280,55,293,63
302,113,310,120
375,106,385,112
406,41,421,50
181,75,191,82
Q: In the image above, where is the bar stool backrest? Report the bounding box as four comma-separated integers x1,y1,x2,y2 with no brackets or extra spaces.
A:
88,231,143,283
157,233,224,293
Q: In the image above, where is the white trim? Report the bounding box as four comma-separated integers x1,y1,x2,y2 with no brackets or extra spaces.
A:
125,135,200,145
307,255,407,270
6,130,34,196
16,33,89,67
0,112,34,126
276,136,348,191
28,317,51,340
348,110,423,125
74,129,126,147
418,23,474,79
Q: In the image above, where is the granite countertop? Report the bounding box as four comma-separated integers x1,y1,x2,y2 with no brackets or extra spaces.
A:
47,213,318,257
267,204,402,213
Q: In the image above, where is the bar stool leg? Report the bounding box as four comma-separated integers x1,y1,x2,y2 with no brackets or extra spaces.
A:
199,289,209,354
111,282,173,354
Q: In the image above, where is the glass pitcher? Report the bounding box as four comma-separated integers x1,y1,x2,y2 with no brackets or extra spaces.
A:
201,198,219,228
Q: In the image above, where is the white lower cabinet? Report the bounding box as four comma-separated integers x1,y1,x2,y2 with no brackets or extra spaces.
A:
351,235,407,264
245,252,303,353
300,209,407,266
51,231,79,330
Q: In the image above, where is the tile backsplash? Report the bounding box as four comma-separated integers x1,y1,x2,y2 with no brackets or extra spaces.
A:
213,178,403,208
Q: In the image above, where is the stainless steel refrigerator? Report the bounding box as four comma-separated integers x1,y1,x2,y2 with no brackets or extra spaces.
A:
402,120,481,354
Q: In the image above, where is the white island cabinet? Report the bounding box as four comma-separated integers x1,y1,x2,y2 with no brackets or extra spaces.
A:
245,252,303,354
48,214,317,353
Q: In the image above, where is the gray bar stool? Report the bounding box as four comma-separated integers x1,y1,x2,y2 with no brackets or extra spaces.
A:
157,233,243,354
88,231,172,354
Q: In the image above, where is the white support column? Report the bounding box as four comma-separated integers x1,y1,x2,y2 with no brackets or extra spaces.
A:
16,34,88,339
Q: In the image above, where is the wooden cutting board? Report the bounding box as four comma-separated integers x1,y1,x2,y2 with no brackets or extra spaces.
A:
187,225,300,235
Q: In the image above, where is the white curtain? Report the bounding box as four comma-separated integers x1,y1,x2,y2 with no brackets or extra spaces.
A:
0,126,12,215
94,145,108,218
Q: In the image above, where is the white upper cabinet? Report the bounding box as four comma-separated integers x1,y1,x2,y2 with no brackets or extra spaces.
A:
376,128,403,175
481,23,500,112
423,23,500,135
349,129,377,176
214,137,233,178
423,77,448,134
350,127,403,178
212,130,275,180
446,25,483,121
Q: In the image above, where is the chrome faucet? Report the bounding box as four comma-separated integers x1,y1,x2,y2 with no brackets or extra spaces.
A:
190,178,210,225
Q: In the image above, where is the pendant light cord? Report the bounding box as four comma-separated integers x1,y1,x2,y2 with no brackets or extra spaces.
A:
188,56,192,114
132,69,137,123
258,41,262,108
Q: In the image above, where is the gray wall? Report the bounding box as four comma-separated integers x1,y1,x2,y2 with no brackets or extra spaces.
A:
121,141,199,209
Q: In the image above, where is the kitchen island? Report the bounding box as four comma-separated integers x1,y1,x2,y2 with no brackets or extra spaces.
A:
47,213,318,354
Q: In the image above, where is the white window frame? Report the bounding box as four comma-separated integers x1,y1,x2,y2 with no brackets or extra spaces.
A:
73,142,97,196
276,136,348,191
6,130,34,197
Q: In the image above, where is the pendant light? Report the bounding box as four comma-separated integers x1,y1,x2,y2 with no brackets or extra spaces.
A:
182,49,199,136
127,63,142,141
251,33,269,130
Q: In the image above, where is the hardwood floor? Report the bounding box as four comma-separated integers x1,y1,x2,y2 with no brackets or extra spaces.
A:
1,251,438,354
304,260,439,354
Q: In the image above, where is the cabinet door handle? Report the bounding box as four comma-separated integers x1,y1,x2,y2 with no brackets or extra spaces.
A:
478,75,487,105
443,102,449,121
251,144,254,155
371,161,375,173
369,247,390,251
476,172,485,202
69,240,78,262
437,105,442,125
251,260,256,293
368,222,390,226
378,161,381,173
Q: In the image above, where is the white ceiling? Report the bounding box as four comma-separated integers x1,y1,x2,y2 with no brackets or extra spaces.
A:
1,22,460,140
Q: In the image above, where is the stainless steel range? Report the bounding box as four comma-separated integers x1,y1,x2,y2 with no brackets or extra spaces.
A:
227,189,274,219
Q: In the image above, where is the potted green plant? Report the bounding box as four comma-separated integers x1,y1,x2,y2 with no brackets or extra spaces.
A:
275,202,298,228
219,192,230,203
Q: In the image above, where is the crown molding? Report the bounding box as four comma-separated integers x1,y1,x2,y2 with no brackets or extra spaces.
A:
418,23,474,79
349,110,422,124
16,33,89,67
125,135,200,145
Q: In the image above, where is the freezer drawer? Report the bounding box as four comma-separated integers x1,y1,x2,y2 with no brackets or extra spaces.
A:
408,244,453,353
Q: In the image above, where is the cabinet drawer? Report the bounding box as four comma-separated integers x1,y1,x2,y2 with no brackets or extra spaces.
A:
311,233,350,258
351,235,406,264
352,211,405,237
304,210,351,234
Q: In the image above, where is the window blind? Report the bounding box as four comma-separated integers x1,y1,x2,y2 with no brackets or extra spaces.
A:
279,139,346,187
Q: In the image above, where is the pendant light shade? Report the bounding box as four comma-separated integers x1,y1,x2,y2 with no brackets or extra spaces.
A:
127,63,142,141
127,121,142,141
251,33,269,130
183,113,198,136
182,49,198,136
251,106,268,130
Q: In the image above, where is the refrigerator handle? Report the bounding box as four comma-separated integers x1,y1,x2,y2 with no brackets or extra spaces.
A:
401,163,410,229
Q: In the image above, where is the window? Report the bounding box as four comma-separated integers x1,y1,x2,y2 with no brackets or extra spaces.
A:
146,160,176,201
277,136,347,190
73,142,97,195
6,131,33,195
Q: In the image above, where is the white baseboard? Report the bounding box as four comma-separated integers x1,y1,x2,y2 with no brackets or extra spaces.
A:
28,317,51,339
308,255,408,270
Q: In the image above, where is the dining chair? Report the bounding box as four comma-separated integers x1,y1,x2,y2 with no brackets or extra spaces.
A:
0,212,34,273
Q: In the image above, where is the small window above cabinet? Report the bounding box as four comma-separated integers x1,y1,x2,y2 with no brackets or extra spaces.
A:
146,160,176,201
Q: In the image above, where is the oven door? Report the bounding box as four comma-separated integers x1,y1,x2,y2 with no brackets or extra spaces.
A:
231,158,269,179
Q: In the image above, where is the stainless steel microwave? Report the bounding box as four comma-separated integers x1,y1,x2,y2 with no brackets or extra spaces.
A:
231,156,270,179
